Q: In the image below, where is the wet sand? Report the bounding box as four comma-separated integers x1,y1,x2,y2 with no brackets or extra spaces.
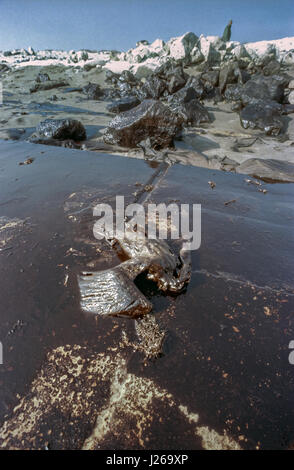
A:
0,140,293,449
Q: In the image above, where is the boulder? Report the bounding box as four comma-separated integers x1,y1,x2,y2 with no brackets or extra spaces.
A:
167,32,198,62
133,64,157,80
167,68,187,94
83,63,99,72
117,81,134,97
105,70,120,85
104,99,183,149
219,62,245,93
83,83,104,100
167,87,199,106
199,35,221,65
107,96,141,113
245,42,278,66
170,98,211,126
153,61,179,80
119,70,138,86
201,70,219,88
240,102,284,135
190,46,205,64
240,75,287,106
185,76,205,99
0,63,10,74
139,76,166,99
232,44,252,61
283,51,294,66
263,59,281,76
35,119,86,141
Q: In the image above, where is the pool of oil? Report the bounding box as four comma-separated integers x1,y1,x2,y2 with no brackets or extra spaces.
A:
0,140,293,449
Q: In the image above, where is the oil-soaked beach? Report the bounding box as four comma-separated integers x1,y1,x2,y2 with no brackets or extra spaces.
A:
0,140,294,449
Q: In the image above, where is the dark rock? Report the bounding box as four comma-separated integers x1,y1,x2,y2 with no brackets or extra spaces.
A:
35,119,86,141
167,70,187,94
0,63,10,74
167,87,199,106
172,99,211,126
241,79,273,104
263,59,281,76
105,70,120,85
82,82,104,100
104,99,182,149
241,75,285,105
240,101,284,136
154,62,188,84
36,73,50,83
117,81,133,97
167,88,210,125
119,70,138,86
83,63,97,72
30,80,69,93
154,62,174,79
139,76,166,100
185,76,205,99
107,96,141,113
240,69,251,84
219,62,245,94
104,88,121,100
224,84,243,101
206,86,223,103
201,70,220,88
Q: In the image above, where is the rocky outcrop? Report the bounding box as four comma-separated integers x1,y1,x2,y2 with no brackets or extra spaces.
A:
104,99,183,149
1,35,294,71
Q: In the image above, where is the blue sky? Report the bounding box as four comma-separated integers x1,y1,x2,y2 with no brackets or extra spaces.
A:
0,0,293,51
